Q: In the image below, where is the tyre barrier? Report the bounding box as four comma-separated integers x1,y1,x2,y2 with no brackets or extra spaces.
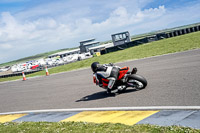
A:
0,68,43,78
101,23,200,55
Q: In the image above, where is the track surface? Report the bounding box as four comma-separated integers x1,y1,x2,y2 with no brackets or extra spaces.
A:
0,49,200,113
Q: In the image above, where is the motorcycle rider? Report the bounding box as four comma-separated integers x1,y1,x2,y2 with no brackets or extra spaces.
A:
91,62,121,93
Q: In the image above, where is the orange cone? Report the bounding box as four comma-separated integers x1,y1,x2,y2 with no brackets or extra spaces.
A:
22,72,26,81
45,66,49,76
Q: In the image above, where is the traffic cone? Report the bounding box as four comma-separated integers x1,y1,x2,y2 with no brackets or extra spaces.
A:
22,72,26,81
45,66,49,76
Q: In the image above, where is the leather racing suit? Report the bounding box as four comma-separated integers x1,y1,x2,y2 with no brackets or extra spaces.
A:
93,63,120,93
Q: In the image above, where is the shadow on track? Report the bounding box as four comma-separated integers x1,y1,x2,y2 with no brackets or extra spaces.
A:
76,89,138,102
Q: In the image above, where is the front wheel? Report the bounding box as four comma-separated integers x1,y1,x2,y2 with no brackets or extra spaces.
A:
127,74,147,90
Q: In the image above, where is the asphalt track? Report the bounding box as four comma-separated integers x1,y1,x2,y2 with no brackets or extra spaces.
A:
0,49,200,113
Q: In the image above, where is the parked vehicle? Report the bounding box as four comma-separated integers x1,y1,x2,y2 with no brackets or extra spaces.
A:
30,64,39,70
0,66,11,72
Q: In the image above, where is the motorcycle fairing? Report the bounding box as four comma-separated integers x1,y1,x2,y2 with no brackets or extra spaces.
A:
101,67,129,88
102,78,109,87
117,67,129,80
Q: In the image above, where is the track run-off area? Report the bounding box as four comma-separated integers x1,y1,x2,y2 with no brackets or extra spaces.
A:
0,49,200,114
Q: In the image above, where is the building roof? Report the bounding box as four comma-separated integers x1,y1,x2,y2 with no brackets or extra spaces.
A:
88,45,105,50
83,41,100,46
88,43,114,50
49,48,80,57
80,38,95,43
104,42,114,48
59,49,80,55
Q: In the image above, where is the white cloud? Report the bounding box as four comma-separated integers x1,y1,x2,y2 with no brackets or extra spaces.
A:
90,5,166,35
0,12,28,41
0,43,13,49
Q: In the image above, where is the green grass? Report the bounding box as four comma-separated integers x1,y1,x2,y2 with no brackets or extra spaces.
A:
0,122,199,133
1,31,200,82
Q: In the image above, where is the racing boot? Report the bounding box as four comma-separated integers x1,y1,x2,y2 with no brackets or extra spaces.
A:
107,78,116,94
107,89,111,94
108,78,116,90
107,88,118,94
117,85,126,91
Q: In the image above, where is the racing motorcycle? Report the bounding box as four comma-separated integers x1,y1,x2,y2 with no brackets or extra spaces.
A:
93,67,147,93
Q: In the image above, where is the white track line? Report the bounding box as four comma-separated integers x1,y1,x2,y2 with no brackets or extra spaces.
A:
1,106,200,115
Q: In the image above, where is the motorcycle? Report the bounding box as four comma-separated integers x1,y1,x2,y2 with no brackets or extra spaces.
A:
93,66,147,93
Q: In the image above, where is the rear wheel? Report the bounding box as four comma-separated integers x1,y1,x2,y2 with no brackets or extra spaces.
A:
127,74,147,90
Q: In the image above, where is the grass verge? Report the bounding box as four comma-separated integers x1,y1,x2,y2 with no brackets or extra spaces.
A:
0,122,200,133
1,31,200,82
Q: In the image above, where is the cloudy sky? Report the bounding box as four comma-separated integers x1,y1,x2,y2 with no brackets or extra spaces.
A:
0,0,200,64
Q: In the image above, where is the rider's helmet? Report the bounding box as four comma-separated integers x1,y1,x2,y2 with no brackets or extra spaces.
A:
91,62,99,73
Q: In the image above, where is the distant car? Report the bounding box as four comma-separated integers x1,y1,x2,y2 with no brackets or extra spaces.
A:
30,65,39,70
56,59,64,65
11,65,18,72
36,59,46,66
45,58,54,66
0,66,11,72
64,54,78,62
